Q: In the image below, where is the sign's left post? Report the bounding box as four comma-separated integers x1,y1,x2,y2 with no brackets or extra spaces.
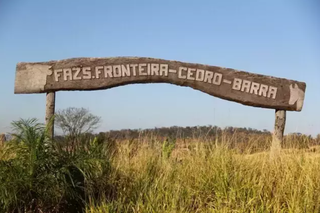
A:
45,92,55,139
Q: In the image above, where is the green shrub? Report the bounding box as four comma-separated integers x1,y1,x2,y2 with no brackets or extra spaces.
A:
0,118,111,213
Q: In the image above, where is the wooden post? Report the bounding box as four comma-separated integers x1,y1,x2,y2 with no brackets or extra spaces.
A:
271,109,286,157
45,92,56,139
0,134,6,146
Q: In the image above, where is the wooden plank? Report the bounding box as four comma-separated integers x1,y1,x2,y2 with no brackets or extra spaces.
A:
14,57,306,111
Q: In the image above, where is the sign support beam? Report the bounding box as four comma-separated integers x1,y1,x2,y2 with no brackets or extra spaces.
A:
45,92,55,139
271,109,286,157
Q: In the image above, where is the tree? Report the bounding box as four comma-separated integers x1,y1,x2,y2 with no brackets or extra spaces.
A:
55,107,101,139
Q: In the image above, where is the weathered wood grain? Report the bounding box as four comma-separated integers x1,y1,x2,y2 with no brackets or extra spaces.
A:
14,57,306,111
271,109,286,156
45,92,55,139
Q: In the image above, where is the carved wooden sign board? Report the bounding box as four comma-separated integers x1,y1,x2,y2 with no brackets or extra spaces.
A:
15,57,306,111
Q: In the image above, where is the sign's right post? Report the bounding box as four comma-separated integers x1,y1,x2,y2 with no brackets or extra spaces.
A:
271,109,286,157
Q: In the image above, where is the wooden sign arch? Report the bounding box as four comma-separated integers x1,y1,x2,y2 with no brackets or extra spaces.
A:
14,57,306,147
15,57,306,110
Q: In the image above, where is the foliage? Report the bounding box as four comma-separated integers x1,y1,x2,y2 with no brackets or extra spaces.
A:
104,125,271,140
161,137,176,159
103,125,317,153
0,118,110,213
55,107,101,138
1,118,320,212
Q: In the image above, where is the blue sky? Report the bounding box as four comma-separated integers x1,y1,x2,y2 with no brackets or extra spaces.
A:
0,0,319,136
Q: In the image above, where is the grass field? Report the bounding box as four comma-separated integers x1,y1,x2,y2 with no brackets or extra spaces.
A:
0,119,320,213
86,141,320,213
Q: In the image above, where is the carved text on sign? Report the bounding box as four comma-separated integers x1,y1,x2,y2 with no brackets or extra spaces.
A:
53,63,278,100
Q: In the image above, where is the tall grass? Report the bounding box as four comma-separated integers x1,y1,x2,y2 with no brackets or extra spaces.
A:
87,140,320,213
0,119,320,212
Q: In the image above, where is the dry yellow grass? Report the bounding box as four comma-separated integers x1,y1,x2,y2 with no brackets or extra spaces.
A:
87,138,320,213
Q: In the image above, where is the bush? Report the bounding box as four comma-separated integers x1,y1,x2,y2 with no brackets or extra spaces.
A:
0,118,111,213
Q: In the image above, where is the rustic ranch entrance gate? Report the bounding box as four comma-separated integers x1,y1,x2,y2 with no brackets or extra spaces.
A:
14,57,306,148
